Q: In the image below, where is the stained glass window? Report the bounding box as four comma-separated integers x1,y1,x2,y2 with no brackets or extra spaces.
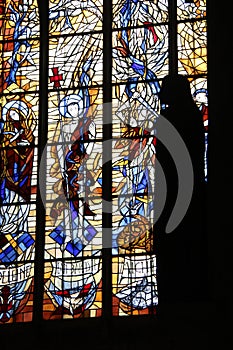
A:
0,0,207,324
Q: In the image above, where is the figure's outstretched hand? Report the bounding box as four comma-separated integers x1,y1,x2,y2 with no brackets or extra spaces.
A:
89,121,96,139
85,121,96,155
10,129,24,143
17,139,30,146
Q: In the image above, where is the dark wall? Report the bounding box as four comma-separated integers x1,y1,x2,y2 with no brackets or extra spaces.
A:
206,1,232,348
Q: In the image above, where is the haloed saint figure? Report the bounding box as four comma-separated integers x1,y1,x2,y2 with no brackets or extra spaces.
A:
49,94,98,253
45,91,103,317
0,100,36,323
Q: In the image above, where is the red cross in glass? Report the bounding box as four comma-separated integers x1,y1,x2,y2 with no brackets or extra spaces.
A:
50,67,63,88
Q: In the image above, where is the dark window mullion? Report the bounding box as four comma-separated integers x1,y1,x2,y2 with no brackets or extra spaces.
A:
102,0,113,320
33,0,49,324
168,0,178,75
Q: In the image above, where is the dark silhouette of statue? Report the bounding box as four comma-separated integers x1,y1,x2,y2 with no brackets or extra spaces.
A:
156,74,207,304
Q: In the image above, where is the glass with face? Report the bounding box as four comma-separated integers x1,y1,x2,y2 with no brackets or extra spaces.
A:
9,109,20,121
67,102,79,118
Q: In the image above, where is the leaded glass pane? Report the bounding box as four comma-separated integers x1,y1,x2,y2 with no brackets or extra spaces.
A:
0,0,40,324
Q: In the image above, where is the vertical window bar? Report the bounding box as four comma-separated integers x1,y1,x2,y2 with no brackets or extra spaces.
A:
33,0,49,323
168,0,178,75
102,0,113,319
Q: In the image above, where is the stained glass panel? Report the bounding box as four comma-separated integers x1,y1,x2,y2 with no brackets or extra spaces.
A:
49,0,103,35
112,25,169,85
177,0,206,20
0,0,40,324
110,0,169,316
43,0,103,319
112,0,169,28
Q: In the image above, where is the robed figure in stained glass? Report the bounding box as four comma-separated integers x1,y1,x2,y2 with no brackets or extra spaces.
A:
0,100,36,322
49,92,98,255
44,53,103,317
0,101,36,259
0,101,35,202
